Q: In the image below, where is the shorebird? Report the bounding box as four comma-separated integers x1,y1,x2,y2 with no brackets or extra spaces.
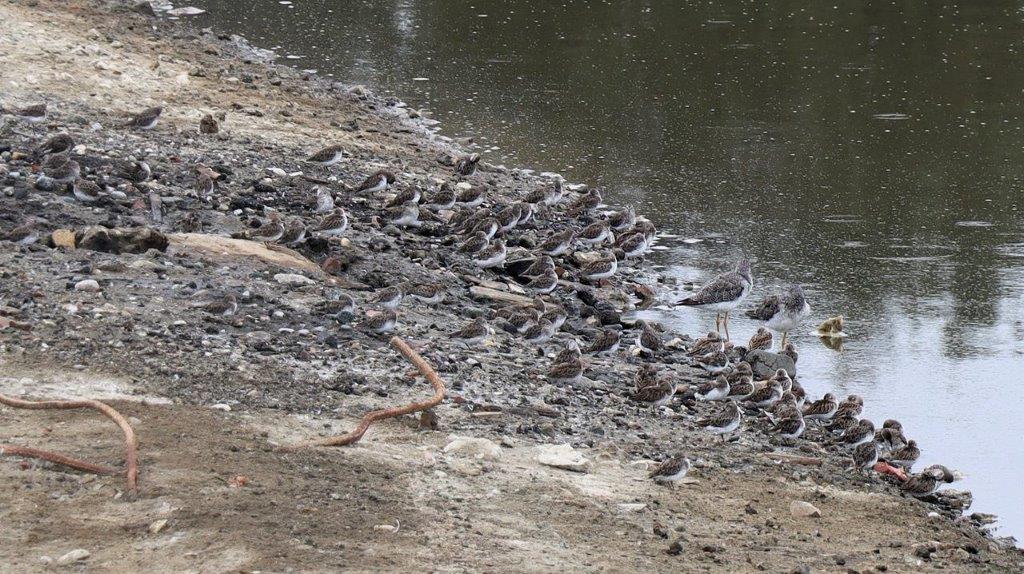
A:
648,453,691,485
607,207,636,232
523,319,556,345
521,255,555,278
632,376,676,411
541,306,568,331
41,154,80,185
538,229,574,256
745,380,783,409
579,252,618,284
727,375,755,400
72,178,102,203
772,413,806,441
473,240,507,269
676,259,753,340
695,348,730,374
248,213,285,242
726,361,752,384
853,442,879,473
577,220,612,246
406,283,445,305
200,293,239,317
3,218,41,245
357,309,397,334
423,184,456,211
313,290,355,318
695,375,730,402
385,186,422,208
746,327,773,352
458,231,489,254
307,144,345,167
834,395,864,420
315,187,335,213
525,179,563,206
698,401,742,441
886,440,921,468
566,188,602,215
383,204,420,227
456,185,485,208
200,113,219,134
635,320,663,355
746,284,811,348
585,329,620,356
5,103,47,124
34,133,73,157
634,363,658,391
836,419,875,448
496,204,522,234
801,393,838,422
125,106,162,129
356,170,396,194
449,317,490,347
315,208,348,236
279,218,307,246
525,271,558,295
455,153,481,176
688,331,724,357
369,285,404,310
901,465,955,498
616,232,648,261
547,358,584,385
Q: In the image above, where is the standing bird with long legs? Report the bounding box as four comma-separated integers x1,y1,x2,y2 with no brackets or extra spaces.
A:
675,258,753,340
745,284,811,348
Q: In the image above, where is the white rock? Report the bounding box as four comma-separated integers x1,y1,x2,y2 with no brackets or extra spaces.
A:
536,444,591,473
443,436,501,460
148,519,168,534
266,167,288,177
789,500,822,518
210,403,231,412
166,7,206,16
56,549,90,565
74,279,101,292
617,503,647,512
273,273,315,286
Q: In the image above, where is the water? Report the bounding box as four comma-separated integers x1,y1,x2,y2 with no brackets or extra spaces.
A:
188,0,1024,540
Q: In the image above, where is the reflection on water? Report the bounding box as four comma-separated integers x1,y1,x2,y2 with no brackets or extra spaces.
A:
190,0,1024,540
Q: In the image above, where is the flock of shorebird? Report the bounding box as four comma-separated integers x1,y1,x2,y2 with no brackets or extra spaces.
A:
2,101,955,501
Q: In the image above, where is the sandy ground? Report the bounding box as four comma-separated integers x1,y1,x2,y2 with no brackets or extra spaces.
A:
1,1,1023,572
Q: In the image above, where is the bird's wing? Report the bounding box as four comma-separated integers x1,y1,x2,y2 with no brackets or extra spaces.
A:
678,273,746,306
745,293,782,320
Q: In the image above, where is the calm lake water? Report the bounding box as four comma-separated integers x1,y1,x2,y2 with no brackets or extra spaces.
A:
189,0,1024,541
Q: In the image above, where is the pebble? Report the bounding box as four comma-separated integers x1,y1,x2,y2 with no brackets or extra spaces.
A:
535,443,591,473
790,500,822,518
56,549,90,565
74,279,101,293
273,273,315,286
210,403,232,412
149,519,168,534
444,436,501,460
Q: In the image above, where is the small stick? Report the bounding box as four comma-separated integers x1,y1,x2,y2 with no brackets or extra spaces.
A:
0,394,139,492
763,452,823,466
283,336,446,449
0,444,118,475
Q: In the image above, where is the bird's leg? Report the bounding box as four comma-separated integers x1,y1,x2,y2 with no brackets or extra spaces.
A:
779,332,788,349
715,313,721,333
723,312,731,341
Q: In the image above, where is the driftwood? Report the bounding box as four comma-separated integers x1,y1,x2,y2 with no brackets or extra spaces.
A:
469,285,533,306
763,452,823,466
284,336,446,449
0,394,139,492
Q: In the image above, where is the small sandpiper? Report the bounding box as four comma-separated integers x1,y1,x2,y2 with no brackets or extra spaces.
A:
695,375,730,402
745,380,783,409
886,440,920,468
458,231,489,254
7,103,47,124
496,204,522,234
634,363,659,391
635,320,663,355
383,204,420,227
801,392,838,422
567,188,602,215
315,187,335,213
125,106,163,130
696,349,730,374
538,229,574,256
525,271,559,295
541,306,568,331
406,283,445,305
648,453,691,485
195,170,215,197
200,113,219,134
837,419,875,448
42,154,80,184
579,252,618,284
35,133,74,157
525,179,563,206
688,332,724,357
632,376,677,410
676,258,753,340
616,232,648,261
746,284,811,348
313,290,355,316
455,153,481,176
727,375,755,400
471,217,499,240
449,317,490,346
698,401,742,441
515,201,535,225
768,392,800,421
853,442,879,473
826,413,859,433
901,465,955,498
547,358,584,385
504,310,539,334
385,186,422,208
607,207,636,232
279,218,307,246
585,329,620,355
357,309,398,334
314,208,349,236
3,218,41,245
834,395,864,419
746,327,773,353
369,285,404,310
473,240,507,269
248,214,285,242
523,319,556,345
122,159,152,184
201,293,239,317
456,185,485,208
72,178,103,203
306,144,345,167
423,184,456,211
773,413,806,441
577,220,612,246
522,255,555,278
782,342,798,364
356,170,397,194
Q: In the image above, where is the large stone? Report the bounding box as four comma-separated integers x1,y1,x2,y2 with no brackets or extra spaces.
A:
536,443,591,473
51,229,76,249
274,273,316,287
56,549,90,565
789,500,821,518
168,233,321,275
746,349,797,379
443,436,501,460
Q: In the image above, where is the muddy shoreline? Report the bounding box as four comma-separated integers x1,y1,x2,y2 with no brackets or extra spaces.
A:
0,1,1022,571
